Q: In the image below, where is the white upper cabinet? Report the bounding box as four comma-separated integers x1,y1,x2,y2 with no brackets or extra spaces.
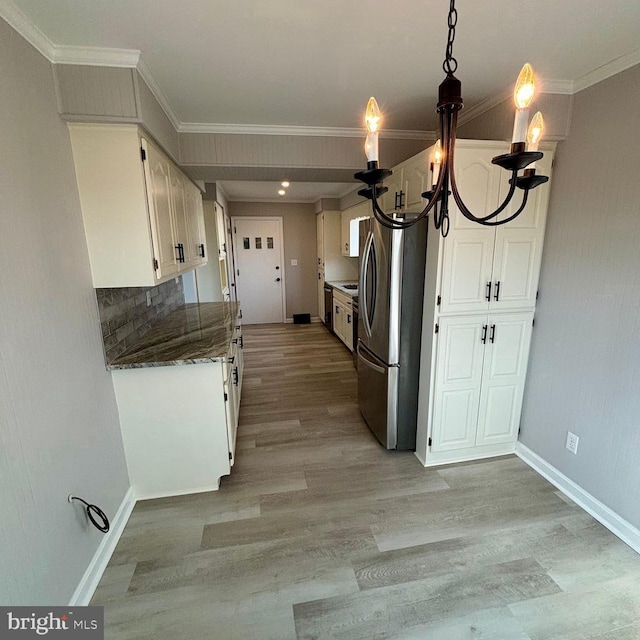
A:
439,143,553,315
68,123,206,287
382,150,429,213
341,200,369,257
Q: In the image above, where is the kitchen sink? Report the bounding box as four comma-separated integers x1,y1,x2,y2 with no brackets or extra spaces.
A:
343,284,358,290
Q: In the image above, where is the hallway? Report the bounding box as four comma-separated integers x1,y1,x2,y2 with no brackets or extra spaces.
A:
94,323,640,639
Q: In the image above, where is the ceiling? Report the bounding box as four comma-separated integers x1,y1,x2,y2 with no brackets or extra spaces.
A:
10,0,640,131
218,181,355,203
8,0,640,130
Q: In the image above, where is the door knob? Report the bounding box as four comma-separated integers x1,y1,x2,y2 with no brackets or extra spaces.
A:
276,277,281,282
275,266,280,270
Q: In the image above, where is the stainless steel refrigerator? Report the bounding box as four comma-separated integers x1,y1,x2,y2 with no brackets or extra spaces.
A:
357,216,427,450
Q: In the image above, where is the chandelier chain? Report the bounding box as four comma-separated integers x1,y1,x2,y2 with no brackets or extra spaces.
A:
443,0,458,75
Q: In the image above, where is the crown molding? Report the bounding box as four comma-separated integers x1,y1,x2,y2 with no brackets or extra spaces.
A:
178,121,433,140
136,58,181,131
457,75,577,128
573,47,640,93
539,78,574,95
0,0,55,59
457,85,512,127
52,45,140,67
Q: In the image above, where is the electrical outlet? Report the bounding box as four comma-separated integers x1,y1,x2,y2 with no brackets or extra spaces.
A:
146,291,152,307
291,259,298,266
566,431,579,455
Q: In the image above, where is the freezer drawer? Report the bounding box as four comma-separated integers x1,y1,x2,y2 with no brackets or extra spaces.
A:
357,341,398,449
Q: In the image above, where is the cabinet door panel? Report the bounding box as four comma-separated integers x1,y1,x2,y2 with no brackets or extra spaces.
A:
432,317,485,452
382,171,402,212
143,140,178,279
491,152,552,310
475,313,533,446
403,158,429,211
439,147,500,314
440,234,494,314
186,181,206,266
170,169,190,264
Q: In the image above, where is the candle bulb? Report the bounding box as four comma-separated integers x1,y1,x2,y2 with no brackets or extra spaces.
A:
432,139,443,186
512,63,535,144
365,133,379,163
364,97,381,163
526,111,544,169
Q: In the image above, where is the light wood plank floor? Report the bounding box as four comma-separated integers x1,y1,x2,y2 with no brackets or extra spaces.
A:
93,323,640,639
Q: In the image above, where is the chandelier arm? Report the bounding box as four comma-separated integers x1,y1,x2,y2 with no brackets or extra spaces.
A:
370,186,412,229
447,109,520,224
472,189,531,227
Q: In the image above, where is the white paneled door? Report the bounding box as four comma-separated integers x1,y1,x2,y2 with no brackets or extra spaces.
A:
232,217,285,324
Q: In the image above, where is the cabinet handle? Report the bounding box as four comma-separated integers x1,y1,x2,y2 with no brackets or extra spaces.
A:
345,243,349,251
494,281,500,301
233,367,239,387
399,190,405,209
239,335,244,349
490,324,496,343
199,243,205,258
228,356,235,364
335,306,339,314
175,243,185,263
318,272,321,280
232,338,238,344
347,314,351,324
486,282,492,302
481,324,488,344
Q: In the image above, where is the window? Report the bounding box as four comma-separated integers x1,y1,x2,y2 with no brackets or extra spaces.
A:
267,237,274,249
255,237,262,249
243,237,250,250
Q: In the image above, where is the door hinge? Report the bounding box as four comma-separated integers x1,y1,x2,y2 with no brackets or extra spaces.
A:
224,392,228,402
536,290,539,300
153,258,158,271
428,436,432,447
437,295,441,306
223,242,226,252
140,147,146,162
237,269,240,276
229,451,232,460
435,323,439,334
234,226,237,233
532,317,535,327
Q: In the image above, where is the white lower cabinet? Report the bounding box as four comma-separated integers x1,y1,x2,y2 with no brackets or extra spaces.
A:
112,318,243,499
431,312,533,457
332,290,354,351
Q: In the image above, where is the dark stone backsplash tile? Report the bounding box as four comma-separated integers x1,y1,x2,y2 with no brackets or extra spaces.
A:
96,278,185,365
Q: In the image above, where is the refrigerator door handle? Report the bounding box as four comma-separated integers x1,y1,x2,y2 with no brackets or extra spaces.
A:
357,343,386,374
360,231,375,339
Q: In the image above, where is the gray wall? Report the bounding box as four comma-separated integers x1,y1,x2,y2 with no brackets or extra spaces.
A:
227,202,318,319
519,64,640,528
0,19,130,604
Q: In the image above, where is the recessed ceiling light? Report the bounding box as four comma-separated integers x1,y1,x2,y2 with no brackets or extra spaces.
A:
278,189,286,196
281,181,290,188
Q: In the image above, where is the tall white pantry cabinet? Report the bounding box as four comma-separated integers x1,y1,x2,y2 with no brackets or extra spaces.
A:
415,139,555,466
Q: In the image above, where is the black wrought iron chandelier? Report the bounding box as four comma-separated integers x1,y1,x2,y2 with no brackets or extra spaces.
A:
355,0,549,236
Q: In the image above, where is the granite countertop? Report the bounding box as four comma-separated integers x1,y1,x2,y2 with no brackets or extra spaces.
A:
108,302,240,370
327,281,358,297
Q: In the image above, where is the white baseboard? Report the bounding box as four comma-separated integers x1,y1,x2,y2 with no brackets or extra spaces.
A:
516,442,640,555
69,487,136,606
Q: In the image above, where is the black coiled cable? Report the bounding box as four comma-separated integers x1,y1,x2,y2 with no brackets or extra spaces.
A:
69,496,110,533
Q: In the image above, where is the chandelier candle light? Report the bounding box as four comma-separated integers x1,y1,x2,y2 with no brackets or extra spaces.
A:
355,0,549,237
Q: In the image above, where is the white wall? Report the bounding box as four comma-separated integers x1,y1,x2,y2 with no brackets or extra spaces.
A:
518,64,640,529
0,18,130,604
